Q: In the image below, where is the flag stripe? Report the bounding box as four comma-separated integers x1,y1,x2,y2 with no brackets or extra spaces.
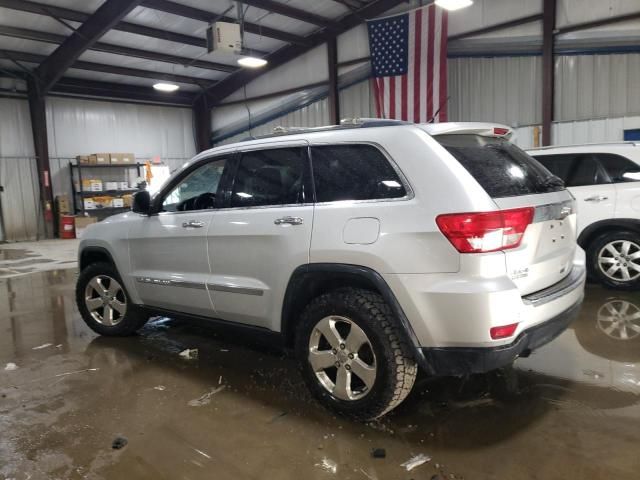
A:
426,5,435,121
439,10,448,122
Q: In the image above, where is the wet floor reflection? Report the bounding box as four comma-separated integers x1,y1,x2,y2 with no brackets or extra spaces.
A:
1,272,639,479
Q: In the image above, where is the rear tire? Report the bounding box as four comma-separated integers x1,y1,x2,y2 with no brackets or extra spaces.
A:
587,231,640,290
295,288,417,420
76,262,149,336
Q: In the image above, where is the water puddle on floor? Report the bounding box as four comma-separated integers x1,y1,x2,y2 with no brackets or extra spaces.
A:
1,272,639,479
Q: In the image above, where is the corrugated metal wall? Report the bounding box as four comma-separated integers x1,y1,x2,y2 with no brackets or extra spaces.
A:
0,98,43,242
555,54,640,122
448,56,543,126
46,97,196,204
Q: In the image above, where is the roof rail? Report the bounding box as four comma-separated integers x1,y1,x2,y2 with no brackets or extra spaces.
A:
242,118,411,141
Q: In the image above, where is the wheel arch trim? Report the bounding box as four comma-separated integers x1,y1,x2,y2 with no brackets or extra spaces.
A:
578,218,640,248
281,263,428,368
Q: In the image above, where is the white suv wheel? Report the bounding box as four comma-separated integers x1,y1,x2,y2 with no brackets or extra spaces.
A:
597,240,640,282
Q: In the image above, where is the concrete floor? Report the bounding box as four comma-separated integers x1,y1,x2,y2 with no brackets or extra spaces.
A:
1,259,640,479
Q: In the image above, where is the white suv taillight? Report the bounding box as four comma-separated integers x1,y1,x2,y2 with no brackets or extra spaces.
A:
436,207,534,253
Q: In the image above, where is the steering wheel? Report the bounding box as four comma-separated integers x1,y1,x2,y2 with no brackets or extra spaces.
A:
193,192,216,210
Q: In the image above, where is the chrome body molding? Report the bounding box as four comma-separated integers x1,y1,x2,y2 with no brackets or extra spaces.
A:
135,277,206,290
207,284,264,296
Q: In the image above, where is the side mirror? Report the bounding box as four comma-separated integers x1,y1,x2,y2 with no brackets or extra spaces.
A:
131,191,151,215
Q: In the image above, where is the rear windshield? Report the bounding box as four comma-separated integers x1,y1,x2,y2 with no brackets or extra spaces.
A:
434,134,565,198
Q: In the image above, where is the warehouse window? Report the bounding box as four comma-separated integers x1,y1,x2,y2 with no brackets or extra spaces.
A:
231,148,309,208
311,145,407,202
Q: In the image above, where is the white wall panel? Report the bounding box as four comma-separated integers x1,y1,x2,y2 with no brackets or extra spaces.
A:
339,80,376,119
555,54,640,122
0,98,43,241
557,0,640,28
448,56,542,126
45,97,196,203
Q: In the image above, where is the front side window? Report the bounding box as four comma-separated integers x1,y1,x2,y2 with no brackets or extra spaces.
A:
595,153,640,183
533,154,610,187
230,148,308,208
162,158,227,212
311,145,407,202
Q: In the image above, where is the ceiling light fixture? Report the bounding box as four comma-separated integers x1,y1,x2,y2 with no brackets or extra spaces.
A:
153,82,180,92
237,56,268,68
435,0,473,11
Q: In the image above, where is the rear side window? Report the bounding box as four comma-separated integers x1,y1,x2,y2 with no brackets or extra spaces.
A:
594,153,640,183
435,135,564,198
533,154,610,187
311,145,407,202
231,148,309,208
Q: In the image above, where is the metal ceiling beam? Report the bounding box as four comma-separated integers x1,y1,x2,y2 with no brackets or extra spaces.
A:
140,0,312,45
0,49,217,87
448,13,543,41
204,0,409,104
236,0,336,28
0,0,236,50
52,77,197,105
34,0,143,93
555,10,640,35
0,26,235,73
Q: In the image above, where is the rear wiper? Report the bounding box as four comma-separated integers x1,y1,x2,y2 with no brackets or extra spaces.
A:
538,175,564,190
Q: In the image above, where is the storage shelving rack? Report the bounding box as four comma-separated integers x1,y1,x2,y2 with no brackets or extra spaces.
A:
70,161,143,217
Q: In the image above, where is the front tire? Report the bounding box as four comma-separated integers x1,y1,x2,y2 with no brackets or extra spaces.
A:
76,262,149,336
587,231,640,290
295,288,417,420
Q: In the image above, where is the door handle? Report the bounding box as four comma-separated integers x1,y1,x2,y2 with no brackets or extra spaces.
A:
182,220,205,228
274,216,304,226
584,195,608,202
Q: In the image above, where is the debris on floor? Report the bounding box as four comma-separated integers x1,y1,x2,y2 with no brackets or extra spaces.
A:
32,343,53,350
179,348,199,360
400,453,431,471
187,385,226,407
314,457,338,474
4,362,18,371
371,448,386,458
111,436,128,450
153,385,166,391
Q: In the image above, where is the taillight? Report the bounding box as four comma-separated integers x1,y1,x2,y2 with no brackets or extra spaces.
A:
436,207,534,253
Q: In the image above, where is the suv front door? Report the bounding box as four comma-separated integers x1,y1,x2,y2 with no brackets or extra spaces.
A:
207,143,313,330
128,156,230,316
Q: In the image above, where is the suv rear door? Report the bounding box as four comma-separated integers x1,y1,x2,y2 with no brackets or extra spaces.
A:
532,153,616,236
593,152,640,219
436,134,578,295
206,142,313,330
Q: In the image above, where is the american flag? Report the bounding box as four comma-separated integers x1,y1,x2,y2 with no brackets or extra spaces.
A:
367,4,448,123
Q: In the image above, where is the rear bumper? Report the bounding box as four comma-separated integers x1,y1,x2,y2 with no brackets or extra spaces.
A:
417,295,583,376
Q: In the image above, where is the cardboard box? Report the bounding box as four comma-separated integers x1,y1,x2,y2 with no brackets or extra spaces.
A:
118,182,130,190
88,154,98,164
89,180,103,192
76,155,93,165
111,153,136,164
55,195,71,214
75,216,97,238
104,182,119,191
83,198,97,210
112,198,125,208
93,196,113,208
122,194,133,208
94,153,111,164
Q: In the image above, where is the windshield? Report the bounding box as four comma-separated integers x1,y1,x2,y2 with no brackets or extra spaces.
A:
435,134,565,198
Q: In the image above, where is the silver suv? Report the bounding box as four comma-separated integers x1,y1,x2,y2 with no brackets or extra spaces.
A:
76,120,586,419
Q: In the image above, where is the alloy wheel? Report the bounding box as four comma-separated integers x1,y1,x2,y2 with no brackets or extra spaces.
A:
84,275,127,326
597,240,640,282
308,315,377,401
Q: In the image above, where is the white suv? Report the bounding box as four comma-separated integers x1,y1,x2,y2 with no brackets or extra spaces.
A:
528,143,640,290
76,120,586,419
